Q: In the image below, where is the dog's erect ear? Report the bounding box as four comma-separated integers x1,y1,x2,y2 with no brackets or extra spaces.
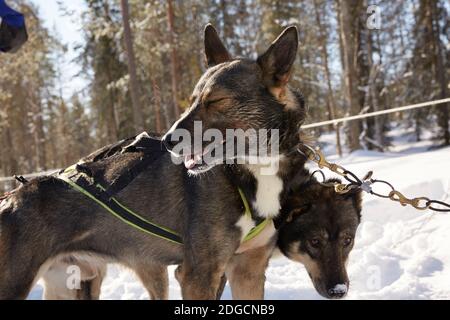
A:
257,26,298,90
345,189,363,220
353,189,363,214
204,24,231,67
286,204,310,223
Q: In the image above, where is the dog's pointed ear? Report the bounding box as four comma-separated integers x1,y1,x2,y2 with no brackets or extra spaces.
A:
204,24,231,67
257,26,298,92
353,189,363,215
345,189,363,220
286,204,310,223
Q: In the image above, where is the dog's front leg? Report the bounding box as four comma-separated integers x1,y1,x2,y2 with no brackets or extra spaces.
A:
134,262,169,300
225,244,274,300
176,262,227,300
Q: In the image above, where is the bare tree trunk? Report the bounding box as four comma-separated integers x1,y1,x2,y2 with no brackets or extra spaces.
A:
152,78,163,134
313,0,342,157
2,119,17,176
167,0,181,120
120,0,144,132
220,0,231,39
338,0,362,151
103,82,119,143
1,123,18,191
366,31,384,149
335,1,346,76
28,94,47,170
430,0,449,145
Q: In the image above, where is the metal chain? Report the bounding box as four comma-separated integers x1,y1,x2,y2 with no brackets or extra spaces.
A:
297,144,450,212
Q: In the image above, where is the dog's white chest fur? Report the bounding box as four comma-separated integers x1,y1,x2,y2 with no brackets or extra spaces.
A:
235,219,276,254
246,164,283,218
235,214,255,242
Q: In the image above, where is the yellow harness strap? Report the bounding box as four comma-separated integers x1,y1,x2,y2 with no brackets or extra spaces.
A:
60,165,268,245
238,188,271,243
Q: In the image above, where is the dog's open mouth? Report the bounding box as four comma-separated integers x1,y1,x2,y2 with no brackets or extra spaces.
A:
183,153,215,174
184,154,202,170
182,142,226,174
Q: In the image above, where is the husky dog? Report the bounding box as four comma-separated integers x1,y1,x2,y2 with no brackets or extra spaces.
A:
162,24,309,297
0,25,323,299
41,175,362,300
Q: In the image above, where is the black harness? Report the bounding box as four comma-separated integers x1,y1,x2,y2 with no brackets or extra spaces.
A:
58,133,270,245
58,134,183,245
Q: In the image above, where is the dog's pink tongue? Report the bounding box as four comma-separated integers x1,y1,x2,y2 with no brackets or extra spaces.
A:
184,154,202,170
184,156,196,170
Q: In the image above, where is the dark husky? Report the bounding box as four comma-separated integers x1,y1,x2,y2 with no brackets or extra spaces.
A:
276,178,362,298
41,173,362,300
0,138,363,299
0,25,348,300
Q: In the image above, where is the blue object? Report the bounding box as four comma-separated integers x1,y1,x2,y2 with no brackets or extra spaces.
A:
0,0,25,28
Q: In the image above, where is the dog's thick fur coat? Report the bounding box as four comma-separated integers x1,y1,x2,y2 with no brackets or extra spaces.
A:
0,25,362,300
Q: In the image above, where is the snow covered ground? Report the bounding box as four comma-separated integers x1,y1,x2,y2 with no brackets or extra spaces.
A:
28,127,450,300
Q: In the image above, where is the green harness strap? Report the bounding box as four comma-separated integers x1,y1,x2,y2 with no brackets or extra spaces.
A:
59,167,271,245
59,166,182,245
239,188,271,242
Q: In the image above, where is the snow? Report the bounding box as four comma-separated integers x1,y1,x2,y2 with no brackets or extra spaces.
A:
331,284,348,294
28,128,450,300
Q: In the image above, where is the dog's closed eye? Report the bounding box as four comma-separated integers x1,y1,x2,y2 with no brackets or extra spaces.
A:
204,97,231,108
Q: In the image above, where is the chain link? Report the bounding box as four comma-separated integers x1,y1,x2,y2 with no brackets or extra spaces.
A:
297,144,450,212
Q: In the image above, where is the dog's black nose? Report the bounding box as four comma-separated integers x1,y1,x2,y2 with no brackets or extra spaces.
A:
162,133,177,151
327,284,348,299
